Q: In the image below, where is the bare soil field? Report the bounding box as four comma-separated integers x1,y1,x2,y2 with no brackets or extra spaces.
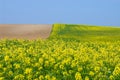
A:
0,24,52,39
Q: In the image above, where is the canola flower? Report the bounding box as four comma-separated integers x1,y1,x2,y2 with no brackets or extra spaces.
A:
4,55,9,61
85,76,89,80
39,75,44,80
89,71,95,77
0,39,120,80
24,68,32,74
75,72,82,80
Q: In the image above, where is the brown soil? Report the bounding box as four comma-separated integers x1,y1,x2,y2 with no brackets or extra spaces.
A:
0,24,52,40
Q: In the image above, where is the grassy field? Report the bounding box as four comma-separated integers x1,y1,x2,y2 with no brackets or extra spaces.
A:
0,24,120,80
49,24,120,41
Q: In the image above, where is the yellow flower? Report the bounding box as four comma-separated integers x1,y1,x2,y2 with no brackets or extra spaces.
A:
59,64,64,69
71,62,76,68
113,66,120,76
39,58,44,65
34,78,38,80
0,72,3,76
39,58,43,62
54,64,58,70
3,68,7,72
0,77,4,80
24,68,32,74
0,64,2,68
49,58,55,64
109,75,114,80
4,55,9,61
34,63,39,67
85,76,89,80
14,63,20,69
75,72,82,80
39,75,44,80
13,74,24,80
38,67,43,70
51,76,56,80
8,71,13,76
63,71,68,76
69,70,73,74
25,57,31,64
97,60,103,66
78,67,83,72
94,66,100,72
45,74,50,80
45,61,49,67
89,71,94,76
27,75,32,80
7,64,12,69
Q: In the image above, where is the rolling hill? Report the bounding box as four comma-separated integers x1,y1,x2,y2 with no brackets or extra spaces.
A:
49,24,120,41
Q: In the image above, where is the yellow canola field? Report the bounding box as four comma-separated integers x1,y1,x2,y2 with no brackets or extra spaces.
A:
0,39,120,80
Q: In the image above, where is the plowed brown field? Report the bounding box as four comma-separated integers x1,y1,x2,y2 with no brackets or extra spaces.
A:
0,24,52,39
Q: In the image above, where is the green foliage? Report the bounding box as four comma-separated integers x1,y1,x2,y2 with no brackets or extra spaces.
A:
49,24,120,41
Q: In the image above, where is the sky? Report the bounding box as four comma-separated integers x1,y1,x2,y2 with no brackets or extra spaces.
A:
0,0,120,26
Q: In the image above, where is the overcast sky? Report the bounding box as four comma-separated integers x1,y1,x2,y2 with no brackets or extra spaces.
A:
0,0,120,26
